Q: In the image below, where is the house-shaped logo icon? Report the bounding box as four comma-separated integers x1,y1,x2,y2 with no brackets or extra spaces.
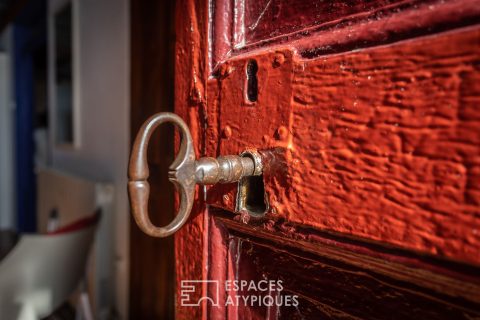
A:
180,280,220,306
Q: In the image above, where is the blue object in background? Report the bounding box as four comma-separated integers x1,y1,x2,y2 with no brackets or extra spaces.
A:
13,24,36,232
13,0,47,232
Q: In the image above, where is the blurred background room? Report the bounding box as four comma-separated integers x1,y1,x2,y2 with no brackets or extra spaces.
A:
0,0,166,318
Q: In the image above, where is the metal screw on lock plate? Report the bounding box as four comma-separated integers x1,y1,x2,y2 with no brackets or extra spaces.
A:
128,112,263,238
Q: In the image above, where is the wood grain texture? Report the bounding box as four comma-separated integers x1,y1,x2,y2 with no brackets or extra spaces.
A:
206,27,480,265
207,212,480,319
129,0,176,318
241,0,405,45
232,233,480,320
212,0,480,67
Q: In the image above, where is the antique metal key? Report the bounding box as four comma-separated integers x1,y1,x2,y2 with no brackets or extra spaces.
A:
128,112,263,238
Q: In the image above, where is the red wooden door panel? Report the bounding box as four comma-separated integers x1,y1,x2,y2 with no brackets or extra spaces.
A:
172,0,480,319
207,29,480,264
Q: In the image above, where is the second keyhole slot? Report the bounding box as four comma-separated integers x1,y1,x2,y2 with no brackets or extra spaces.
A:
246,60,258,102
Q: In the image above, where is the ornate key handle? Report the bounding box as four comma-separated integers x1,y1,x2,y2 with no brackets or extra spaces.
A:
128,112,262,238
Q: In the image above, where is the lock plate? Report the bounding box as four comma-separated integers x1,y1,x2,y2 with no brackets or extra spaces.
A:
205,49,295,215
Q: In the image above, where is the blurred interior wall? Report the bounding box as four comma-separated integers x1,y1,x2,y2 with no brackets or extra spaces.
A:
0,28,15,230
46,0,130,317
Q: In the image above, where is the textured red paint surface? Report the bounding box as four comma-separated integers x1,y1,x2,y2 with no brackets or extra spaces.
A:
206,27,480,265
174,0,209,319
173,0,480,318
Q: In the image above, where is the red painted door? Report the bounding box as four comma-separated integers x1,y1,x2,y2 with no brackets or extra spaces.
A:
171,0,480,319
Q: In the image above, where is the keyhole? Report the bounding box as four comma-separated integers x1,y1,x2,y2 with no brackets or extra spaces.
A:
246,60,258,102
237,175,267,217
244,175,267,215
